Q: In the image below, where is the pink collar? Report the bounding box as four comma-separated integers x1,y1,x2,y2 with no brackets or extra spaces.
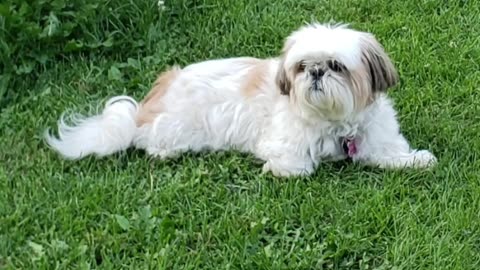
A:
342,137,358,158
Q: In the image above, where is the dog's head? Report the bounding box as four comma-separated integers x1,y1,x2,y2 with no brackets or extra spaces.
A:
276,23,398,120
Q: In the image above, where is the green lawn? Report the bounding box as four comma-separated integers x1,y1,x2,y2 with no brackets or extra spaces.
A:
2,0,480,269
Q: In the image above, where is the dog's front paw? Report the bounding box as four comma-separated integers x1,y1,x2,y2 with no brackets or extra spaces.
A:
411,150,437,168
374,150,437,169
262,161,313,177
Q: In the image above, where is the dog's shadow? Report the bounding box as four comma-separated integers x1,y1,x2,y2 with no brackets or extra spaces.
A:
58,147,430,190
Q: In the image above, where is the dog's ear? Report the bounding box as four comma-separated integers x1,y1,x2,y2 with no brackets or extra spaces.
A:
276,58,291,95
360,33,399,92
276,37,295,95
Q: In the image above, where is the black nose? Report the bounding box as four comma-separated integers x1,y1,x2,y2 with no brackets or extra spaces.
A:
309,68,325,80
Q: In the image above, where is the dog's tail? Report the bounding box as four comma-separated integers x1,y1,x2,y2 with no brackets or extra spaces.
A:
45,96,139,160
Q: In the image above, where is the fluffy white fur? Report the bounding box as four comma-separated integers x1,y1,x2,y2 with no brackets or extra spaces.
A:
45,23,437,177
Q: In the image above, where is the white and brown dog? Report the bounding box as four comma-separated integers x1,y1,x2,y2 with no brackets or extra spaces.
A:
45,23,437,177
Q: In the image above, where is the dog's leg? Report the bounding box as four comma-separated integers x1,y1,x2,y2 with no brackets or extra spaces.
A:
256,129,316,177
357,135,437,169
261,154,315,177
134,113,211,159
355,97,437,169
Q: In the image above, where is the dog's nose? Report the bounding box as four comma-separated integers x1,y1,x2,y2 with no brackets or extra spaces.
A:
309,68,325,79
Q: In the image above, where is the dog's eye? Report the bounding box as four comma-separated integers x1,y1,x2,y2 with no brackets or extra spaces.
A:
298,63,306,73
328,60,344,72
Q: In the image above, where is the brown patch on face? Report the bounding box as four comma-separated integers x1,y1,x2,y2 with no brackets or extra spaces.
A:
136,66,181,126
241,60,269,97
276,56,293,96
275,36,297,96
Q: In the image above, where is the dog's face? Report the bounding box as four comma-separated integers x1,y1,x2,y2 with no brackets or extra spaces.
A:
277,24,398,120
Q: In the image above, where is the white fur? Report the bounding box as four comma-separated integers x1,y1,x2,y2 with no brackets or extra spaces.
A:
285,24,364,69
45,23,437,176
45,96,138,159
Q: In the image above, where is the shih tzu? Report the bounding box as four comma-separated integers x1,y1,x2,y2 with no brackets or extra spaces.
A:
45,23,437,177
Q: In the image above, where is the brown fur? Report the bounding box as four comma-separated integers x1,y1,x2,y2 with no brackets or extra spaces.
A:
136,67,181,126
347,33,398,111
241,59,269,97
276,58,291,96
350,69,376,111
360,34,398,93
276,38,296,96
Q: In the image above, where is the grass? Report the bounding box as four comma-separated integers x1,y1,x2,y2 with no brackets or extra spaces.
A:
2,0,480,269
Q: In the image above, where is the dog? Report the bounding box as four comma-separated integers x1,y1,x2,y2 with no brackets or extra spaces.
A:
45,23,437,177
